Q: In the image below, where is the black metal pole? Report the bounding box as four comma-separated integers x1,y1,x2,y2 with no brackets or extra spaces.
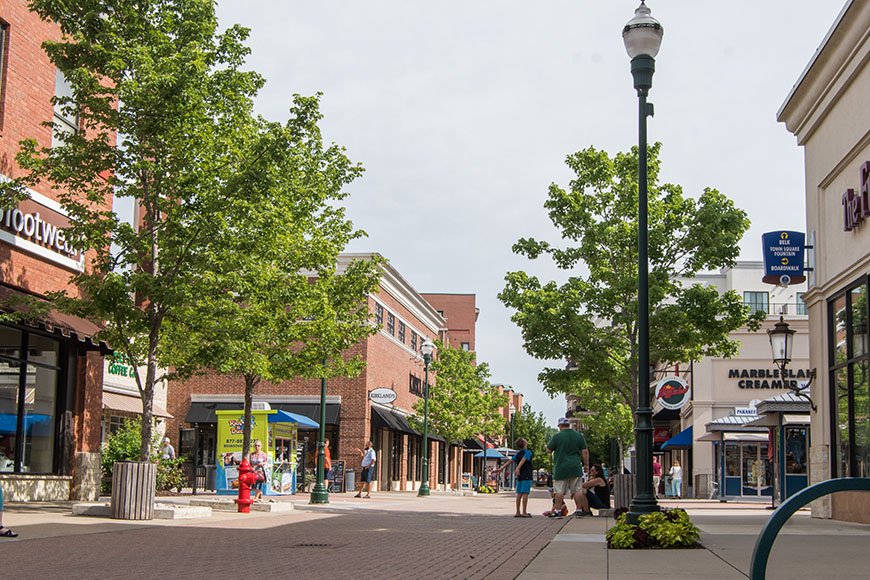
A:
419,358,431,496
310,357,329,503
627,53,660,523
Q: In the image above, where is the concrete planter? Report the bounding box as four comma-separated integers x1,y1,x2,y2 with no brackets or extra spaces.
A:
110,461,156,520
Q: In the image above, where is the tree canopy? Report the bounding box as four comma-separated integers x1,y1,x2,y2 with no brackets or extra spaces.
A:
163,104,383,457
499,143,762,418
512,403,556,473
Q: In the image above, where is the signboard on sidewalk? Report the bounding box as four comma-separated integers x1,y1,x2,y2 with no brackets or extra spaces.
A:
330,460,346,493
762,231,806,285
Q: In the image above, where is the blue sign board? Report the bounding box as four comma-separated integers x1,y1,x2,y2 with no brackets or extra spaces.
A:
761,231,806,285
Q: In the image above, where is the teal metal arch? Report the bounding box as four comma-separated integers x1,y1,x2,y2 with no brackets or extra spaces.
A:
750,477,870,580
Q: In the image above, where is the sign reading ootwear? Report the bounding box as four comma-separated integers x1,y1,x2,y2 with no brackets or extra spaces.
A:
761,231,806,285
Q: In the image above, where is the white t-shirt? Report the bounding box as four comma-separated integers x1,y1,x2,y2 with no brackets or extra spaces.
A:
670,466,683,480
362,448,376,468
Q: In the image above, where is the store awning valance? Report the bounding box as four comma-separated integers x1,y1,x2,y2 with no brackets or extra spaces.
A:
474,449,509,460
185,402,339,425
0,284,110,352
370,405,446,441
661,427,693,450
103,391,172,418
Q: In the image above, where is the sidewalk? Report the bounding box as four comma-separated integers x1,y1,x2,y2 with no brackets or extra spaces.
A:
520,500,870,579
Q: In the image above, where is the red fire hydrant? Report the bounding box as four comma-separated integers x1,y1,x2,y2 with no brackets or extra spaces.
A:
235,459,258,513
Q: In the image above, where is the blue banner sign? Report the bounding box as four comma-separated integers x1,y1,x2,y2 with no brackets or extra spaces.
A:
762,231,806,285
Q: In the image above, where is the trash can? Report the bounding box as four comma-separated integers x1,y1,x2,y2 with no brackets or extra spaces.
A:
111,461,156,520
345,469,355,494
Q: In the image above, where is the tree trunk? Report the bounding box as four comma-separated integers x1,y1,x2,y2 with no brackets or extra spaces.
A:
242,373,260,460
139,311,161,461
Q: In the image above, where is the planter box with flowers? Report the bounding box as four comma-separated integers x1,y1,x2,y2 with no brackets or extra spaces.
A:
606,507,702,549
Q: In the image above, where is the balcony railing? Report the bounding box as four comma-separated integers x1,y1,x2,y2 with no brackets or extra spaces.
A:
745,301,807,317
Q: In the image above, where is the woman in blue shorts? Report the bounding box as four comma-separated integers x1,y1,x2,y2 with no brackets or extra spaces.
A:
500,438,533,517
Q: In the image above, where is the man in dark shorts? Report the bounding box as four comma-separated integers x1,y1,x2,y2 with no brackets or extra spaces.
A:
355,441,376,498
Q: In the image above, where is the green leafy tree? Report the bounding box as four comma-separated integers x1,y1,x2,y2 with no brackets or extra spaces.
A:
512,403,556,472
499,143,762,417
164,103,383,458
3,0,265,460
411,341,508,485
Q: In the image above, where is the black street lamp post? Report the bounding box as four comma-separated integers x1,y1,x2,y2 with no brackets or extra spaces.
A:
310,358,330,504
623,1,663,524
418,339,435,497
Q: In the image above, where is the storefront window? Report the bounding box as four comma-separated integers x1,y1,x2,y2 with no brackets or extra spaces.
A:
829,278,870,479
852,285,868,358
22,365,57,473
725,442,740,476
835,367,850,478
785,427,808,474
855,361,868,478
0,358,20,472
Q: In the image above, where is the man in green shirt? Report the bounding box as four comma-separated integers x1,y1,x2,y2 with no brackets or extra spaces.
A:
547,417,591,518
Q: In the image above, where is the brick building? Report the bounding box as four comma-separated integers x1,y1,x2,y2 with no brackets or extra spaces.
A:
0,0,109,501
168,254,485,493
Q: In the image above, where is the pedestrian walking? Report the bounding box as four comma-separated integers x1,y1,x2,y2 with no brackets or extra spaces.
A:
355,441,376,498
653,456,663,498
0,485,17,538
159,436,176,460
669,459,683,498
497,438,533,517
323,438,333,484
546,417,591,518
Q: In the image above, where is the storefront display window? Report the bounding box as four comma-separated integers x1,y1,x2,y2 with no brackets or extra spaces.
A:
725,442,740,476
785,427,808,474
0,326,64,474
829,278,870,479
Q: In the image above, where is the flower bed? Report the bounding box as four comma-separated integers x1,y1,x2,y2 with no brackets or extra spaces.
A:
606,507,702,549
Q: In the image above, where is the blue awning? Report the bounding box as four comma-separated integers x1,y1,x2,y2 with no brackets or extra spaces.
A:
268,410,319,430
661,426,693,450
474,449,509,460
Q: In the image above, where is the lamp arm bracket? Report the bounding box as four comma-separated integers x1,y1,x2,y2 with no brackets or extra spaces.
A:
788,368,818,412
645,102,655,118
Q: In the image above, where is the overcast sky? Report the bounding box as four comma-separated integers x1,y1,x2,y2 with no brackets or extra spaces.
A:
213,0,845,423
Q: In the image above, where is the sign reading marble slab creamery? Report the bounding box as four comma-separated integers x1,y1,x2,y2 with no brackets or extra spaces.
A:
727,367,811,389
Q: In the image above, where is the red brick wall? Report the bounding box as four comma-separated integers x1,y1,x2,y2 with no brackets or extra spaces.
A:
420,293,476,352
167,283,453,490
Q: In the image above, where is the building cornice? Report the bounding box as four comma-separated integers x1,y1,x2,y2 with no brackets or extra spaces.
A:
778,0,869,144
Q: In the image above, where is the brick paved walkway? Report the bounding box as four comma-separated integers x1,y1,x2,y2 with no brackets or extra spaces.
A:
0,505,566,579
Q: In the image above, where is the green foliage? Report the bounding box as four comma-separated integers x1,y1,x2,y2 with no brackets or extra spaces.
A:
101,418,149,480
411,341,508,444
579,393,634,468
513,403,556,472
499,143,762,414
607,508,701,549
156,458,187,493
5,0,269,460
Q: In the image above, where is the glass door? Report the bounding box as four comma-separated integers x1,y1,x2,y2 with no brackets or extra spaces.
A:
741,443,772,497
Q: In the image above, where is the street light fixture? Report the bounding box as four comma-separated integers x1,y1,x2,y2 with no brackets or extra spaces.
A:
418,339,436,497
768,316,796,377
623,0,663,523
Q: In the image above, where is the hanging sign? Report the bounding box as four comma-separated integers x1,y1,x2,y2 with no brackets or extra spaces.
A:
761,231,806,285
369,387,397,404
655,376,691,410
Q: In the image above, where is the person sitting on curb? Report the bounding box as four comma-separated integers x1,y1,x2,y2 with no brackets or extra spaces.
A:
0,486,18,538
578,464,611,514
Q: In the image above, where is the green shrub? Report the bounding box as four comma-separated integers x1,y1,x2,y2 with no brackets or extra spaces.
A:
606,508,701,549
100,418,165,494
156,457,187,492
